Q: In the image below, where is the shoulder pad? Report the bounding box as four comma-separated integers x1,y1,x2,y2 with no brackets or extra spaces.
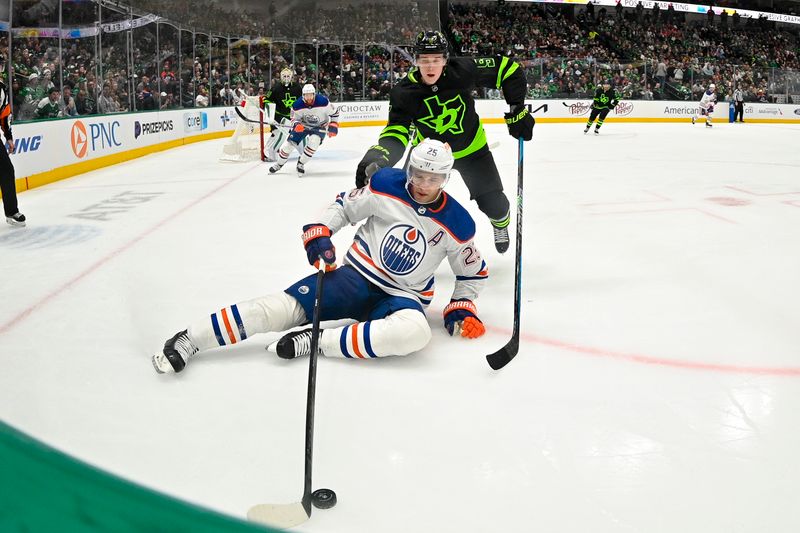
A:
369,168,407,195
430,195,476,243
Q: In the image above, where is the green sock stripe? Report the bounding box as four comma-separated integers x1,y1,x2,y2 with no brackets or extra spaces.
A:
491,215,510,229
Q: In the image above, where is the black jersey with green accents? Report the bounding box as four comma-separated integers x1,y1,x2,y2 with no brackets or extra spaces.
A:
265,82,302,119
377,56,527,163
591,87,620,110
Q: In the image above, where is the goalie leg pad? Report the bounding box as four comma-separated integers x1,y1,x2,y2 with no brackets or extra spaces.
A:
266,120,290,159
319,308,431,358
187,292,307,350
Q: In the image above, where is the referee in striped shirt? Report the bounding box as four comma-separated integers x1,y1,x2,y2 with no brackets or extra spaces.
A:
0,53,25,227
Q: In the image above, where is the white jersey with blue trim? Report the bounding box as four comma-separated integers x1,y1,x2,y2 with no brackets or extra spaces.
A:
699,90,717,109
291,94,339,130
318,168,488,307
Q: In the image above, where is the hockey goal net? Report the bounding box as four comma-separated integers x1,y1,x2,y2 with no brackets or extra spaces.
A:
220,96,272,162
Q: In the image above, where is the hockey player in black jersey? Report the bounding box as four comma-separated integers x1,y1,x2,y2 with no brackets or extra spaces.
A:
354,30,535,253
264,68,303,161
584,81,620,135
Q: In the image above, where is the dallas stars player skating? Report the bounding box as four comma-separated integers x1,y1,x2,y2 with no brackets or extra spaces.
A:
354,30,535,253
264,68,303,161
584,80,620,135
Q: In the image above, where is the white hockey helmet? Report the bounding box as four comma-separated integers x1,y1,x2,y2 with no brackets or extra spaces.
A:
407,139,454,203
302,83,316,103
280,68,293,84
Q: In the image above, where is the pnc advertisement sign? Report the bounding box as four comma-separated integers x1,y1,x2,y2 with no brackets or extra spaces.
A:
70,121,89,158
70,119,122,159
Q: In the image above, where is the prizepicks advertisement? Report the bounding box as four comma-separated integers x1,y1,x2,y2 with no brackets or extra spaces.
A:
12,108,234,181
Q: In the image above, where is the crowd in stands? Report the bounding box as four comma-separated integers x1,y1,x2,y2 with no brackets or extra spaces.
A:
450,2,799,103
2,0,798,123
127,0,431,43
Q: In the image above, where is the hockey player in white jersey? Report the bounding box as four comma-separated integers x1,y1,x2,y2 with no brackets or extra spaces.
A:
692,83,717,127
269,84,339,176
153,139,488,373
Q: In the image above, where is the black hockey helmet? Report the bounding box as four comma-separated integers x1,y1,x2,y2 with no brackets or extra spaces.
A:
414,31,449,58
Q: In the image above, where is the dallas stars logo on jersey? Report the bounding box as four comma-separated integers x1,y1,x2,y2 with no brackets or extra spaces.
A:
281,93,295,109
417,95,466,136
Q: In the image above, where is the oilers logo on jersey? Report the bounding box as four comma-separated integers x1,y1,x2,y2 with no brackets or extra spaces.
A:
304,113,322,126
380,224,426,275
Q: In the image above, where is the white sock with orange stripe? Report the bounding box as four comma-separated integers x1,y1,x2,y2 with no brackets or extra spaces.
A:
298,135,321,164
318,308,431,358
187,293,306,352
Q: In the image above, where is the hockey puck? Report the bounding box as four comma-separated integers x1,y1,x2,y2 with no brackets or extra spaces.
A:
311,488,337,509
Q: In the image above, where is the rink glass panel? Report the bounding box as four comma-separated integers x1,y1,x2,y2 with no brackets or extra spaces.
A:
3,0,799,123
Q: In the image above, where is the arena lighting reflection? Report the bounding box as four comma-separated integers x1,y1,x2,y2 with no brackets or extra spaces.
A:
509,0,800,26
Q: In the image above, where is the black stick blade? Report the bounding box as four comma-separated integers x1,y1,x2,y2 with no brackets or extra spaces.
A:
486,338,519,370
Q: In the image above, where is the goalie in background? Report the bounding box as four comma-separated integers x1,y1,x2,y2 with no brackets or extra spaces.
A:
152,139,487,374
269,84,339,176
692,83,717,127
263,68,302,161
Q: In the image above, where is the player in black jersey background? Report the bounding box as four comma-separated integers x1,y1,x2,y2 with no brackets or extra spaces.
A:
264,68,303,161
354,31,535,253
584,81,620,135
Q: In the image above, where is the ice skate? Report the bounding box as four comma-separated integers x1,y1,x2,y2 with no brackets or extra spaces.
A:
594,128,600,135
705,121,712,128
269,162,284,174
153,329,198,373
491,223,510,254
6,212,26,227
296,162,305,176
691,116,696,124
274,328,322,359
583,126,590,134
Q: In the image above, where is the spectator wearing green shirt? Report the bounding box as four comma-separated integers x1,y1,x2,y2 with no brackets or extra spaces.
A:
36,87,60,119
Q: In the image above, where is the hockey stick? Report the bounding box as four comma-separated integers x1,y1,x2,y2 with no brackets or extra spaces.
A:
234,106,328,135
486,133,525,371
234,105,273,126
248,261,328,528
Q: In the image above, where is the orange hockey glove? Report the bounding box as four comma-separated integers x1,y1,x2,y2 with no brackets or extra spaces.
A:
443,299,485,339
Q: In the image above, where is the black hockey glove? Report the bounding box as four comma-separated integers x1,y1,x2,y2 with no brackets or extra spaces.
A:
355,145,391,188
504,105,535,141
